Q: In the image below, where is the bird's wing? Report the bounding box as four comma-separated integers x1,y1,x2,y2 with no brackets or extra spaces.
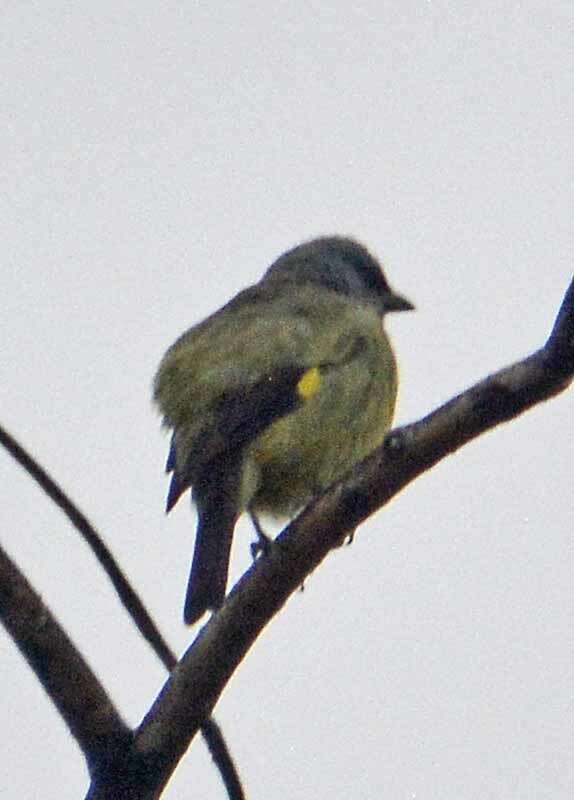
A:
165,363,316,512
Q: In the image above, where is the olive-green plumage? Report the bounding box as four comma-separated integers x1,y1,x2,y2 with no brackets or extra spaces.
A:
154,236,413,624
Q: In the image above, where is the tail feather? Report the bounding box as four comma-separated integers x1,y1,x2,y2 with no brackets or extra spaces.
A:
184,503,239,625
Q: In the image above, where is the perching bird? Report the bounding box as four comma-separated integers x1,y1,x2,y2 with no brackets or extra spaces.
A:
154,236,413,624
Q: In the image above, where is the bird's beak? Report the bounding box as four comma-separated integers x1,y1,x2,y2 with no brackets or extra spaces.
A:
384,292,415,313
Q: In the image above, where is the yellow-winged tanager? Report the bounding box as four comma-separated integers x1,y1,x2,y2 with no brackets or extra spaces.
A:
154,236,413,624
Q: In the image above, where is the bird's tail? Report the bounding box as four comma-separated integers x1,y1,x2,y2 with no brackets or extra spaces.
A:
184,503,239,625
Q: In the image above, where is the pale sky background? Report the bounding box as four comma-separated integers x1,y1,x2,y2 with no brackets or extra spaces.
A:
2,2,574,798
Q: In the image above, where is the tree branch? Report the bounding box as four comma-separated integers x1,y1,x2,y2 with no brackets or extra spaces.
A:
0,424,176,672
0,425,245,799
6,273,573,797
119,274,574,794
0,543,131,773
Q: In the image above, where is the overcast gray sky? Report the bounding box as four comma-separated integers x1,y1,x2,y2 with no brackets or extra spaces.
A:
2,2,574,798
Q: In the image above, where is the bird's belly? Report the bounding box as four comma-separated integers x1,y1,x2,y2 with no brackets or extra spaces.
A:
246,387,393,517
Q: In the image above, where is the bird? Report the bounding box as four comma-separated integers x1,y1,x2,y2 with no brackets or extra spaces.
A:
153,236,413,624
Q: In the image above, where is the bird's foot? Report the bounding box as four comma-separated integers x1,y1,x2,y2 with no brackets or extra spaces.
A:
248,509,273,560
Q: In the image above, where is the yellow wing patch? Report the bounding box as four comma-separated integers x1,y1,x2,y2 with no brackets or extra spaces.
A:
297,366,321,400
